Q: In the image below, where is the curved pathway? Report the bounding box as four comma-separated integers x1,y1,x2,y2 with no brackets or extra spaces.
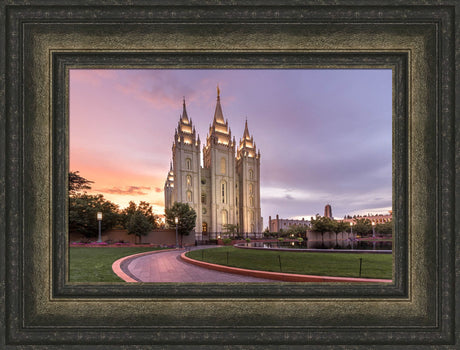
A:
117,246,273,282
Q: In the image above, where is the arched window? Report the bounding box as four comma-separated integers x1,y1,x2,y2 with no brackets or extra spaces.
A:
201,192,206,204
249,183,253,194
249,196,254,207
249,169,254,179
186,190,192,202
250,224,255,232
220,157,226,174
186,158,191,170
221,181,227,204
186,174,192,187
221,210,228,226
202,222,207,233
249,210,254,223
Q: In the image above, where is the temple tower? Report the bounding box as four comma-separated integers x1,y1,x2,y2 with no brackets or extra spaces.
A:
165,98,202,231
236,119,262,233
203,87,237,232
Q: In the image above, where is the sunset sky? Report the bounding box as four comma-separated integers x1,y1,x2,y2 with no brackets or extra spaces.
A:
70,69,392,225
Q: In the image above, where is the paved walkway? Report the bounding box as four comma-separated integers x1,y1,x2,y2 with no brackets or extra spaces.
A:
121,246,273,282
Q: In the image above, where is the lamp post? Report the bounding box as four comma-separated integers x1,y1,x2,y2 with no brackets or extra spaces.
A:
174,217,179,248
349,222,355,249
372,221,376,238
97,212,102,243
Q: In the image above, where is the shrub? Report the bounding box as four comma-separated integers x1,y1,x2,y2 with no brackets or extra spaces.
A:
222,238,232,245
245,238,251,243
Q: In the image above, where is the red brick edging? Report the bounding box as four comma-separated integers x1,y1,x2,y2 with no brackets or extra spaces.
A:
112,249,178,282
180,252,392,283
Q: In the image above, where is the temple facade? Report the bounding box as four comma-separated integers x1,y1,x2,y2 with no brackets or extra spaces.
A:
164,88,262,235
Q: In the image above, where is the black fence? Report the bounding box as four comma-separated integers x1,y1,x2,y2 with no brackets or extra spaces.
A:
195,231,264,244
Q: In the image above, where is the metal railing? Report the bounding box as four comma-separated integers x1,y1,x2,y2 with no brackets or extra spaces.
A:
195,231,264,243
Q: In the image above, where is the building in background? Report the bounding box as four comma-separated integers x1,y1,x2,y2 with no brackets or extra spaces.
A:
268,214,311,233
268,206,392,234
164,88,262,236
340,211,392,224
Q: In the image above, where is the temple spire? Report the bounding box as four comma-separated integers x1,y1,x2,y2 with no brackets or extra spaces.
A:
237,118,256,158
243,118,251,140
181,97,189,124
213,86,225,124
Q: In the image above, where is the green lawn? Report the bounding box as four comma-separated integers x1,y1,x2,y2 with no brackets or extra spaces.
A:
69,247,166,282
186,247,392,279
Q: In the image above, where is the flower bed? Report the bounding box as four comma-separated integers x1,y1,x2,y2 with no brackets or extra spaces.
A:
69,241,157,247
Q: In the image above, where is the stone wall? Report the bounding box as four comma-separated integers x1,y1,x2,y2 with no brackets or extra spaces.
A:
70,229,196,246
306,231,353,242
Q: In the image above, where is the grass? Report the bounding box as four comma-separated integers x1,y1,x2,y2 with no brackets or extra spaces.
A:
69,247,166,282
186,247,392,279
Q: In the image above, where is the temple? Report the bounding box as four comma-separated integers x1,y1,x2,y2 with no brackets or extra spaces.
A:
165,87,262,236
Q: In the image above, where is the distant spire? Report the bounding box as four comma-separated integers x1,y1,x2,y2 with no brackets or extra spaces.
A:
181,97,189,123
217,84,220,98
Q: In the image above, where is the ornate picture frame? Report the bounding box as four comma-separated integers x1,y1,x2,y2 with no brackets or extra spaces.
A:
1,1,458,348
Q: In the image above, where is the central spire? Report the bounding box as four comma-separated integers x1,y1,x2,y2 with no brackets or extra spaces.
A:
213,85,225,124
181,97,189,124
206,86,232,147
243,118,251,140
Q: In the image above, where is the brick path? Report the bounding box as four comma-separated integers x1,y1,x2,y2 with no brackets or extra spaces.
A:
122,246,273,282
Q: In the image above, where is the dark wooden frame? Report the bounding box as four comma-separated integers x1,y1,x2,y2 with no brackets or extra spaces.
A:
1,1,458,348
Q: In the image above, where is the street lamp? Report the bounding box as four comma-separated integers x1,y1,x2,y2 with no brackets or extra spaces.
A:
350,222,353,237
97,212,102,242
174,217,179,248
372,221,376,238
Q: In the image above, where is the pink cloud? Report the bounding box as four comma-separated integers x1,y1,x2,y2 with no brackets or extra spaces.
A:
95,186,152,196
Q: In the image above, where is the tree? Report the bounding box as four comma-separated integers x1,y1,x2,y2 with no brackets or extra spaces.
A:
286,224,308,237
311,216,337,233
375,220,392,235
165,202,197,245
69,171,94,195
121,201,159,229
126,211,153,243
311,216,337,244
335,221,349,234
137,201,159,227
223,224,239,238
69,193,120,238
353,218,372,236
